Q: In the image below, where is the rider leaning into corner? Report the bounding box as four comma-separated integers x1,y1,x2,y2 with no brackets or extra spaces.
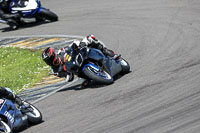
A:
0,0,21,26
42,35,120,87
0,86,23,105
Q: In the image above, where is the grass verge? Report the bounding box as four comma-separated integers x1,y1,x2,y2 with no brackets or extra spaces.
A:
0,47,49,94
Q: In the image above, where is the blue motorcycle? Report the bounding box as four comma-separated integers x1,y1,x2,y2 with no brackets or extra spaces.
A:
0,0,58,29
61,44,130,85
0,89,42,133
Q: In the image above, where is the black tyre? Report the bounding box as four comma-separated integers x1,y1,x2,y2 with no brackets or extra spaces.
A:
23,102,42,125
37,8,58,22
83,65,114,84
0,120,12,133
120,58,130,74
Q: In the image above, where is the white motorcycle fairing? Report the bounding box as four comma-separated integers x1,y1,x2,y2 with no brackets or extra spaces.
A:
11,0,38,11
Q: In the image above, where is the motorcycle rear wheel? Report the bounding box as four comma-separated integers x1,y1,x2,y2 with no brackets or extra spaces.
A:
83,66,114,84
119,58,130,74
0,120,12,133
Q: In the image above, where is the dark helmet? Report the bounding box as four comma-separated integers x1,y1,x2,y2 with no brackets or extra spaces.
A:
0,0,10,9
42,47,62,66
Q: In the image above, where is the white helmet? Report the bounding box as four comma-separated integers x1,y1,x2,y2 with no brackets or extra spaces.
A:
82,34,98,46
69,40,80,47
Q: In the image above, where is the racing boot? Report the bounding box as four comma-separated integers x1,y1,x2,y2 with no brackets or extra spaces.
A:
102,47,115,57
103,48,121,59
81,79,91,88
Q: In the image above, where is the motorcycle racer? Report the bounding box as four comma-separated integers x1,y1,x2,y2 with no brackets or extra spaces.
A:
42,35,118,86
42,47,74,81
0,0,21,28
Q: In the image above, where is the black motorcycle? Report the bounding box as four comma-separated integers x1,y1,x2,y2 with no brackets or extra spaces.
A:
63,45,130,85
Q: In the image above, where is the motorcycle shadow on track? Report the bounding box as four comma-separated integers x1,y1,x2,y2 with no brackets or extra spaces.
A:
0,20,55,32
58,71,132,92
16,120,44,133
58,82,106,92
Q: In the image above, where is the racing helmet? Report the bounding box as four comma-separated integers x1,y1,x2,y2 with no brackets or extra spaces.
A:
42,47,61,66
82,34,98,46
68,40,80,48
0,0,10,9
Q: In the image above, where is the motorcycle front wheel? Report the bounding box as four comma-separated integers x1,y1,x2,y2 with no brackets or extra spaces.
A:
36,8,58,22
23,101,42,125
0,120,12,133
83,65,114,84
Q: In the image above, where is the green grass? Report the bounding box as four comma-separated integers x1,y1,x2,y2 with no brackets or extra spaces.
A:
0,47,50,94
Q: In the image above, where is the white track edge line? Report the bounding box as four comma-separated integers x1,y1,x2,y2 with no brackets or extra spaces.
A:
31,78,78,104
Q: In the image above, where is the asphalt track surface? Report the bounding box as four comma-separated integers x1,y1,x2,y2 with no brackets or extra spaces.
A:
1,0,200,133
